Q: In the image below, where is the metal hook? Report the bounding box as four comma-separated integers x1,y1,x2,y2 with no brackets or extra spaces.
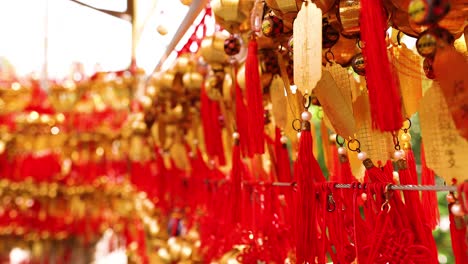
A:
347,138,361,153
401,118,412,133
292,118,302,132
357,38,364,49
381,184,393,213
392,131,401,151
396,30,402,46
327,192,336,212
277,43,286,54
325,49,335,64
303,93,312,109
336,134,345,147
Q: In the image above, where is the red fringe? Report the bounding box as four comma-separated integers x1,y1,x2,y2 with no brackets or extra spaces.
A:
230,141,243,227
245,38,265,154
274,128,292,183
235,74,252,157
274,127,295,234
360,0,403,131
339,157,355,184
420,143,440,230
329,146,340,182
323,186,350,263
294,128,326,264
400,151,438,263
200,84,226,165
185,145,210,227
449,204,468,263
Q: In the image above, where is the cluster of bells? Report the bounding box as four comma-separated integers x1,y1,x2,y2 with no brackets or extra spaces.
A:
0,71,206,262
150,0,466,139
220,0,464,77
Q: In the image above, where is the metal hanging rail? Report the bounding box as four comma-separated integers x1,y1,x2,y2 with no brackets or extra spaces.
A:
256,182,458,192
147,0,209,79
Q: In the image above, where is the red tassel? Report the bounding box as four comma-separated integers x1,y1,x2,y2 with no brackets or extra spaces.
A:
329,145,340,182
449,183,468,264
294,120,326,264
235,71,252,157
211,99,226,165
274,128,292,182
229,138,243,227
200,84,226,165
360,0,402,131
339,154,355,184
154,148,169,213
245,38,265,154
274,127,294,226
420,143,440,230
397,152,438,264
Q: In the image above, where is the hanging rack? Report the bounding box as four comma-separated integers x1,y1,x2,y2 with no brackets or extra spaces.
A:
203,179,458,192
239,181,457,192
264,182,458,191
146,0,209,79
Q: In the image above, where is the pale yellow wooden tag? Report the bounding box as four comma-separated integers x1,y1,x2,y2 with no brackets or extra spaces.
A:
270,74,288,129
353,94,394,165
284,90,303,153
391,44,422,117
326,63,353,110
293,1,322,94
419,82,468,183
315,70,356,139
277,51,301,149
433,44,468,140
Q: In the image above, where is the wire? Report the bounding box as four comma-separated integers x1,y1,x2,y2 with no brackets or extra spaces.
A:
267,182,457,191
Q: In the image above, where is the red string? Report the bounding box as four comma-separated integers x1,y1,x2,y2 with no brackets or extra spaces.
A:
420,143,440,230
200,84,226,165
229,141,243,228
449,183,468,264
360,0,403,131
235,76,252,157
399,151,439,263
245,38,265,155
294,128,326,263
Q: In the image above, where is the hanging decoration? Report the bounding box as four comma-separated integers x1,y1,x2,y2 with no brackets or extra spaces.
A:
360,0,403,131
293,1,322,94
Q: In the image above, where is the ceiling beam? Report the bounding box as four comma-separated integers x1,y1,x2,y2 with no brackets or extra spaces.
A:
67,0,134,21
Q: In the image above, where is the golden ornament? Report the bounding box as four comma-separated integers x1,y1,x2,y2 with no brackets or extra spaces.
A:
182,72,203,90
200,32,229,66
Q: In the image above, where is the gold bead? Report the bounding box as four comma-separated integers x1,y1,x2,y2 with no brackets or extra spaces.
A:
402,142,412,150
400,132,412,143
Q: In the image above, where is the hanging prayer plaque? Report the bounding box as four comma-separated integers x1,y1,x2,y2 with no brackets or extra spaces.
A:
353,94,394,165
293,1,322,94
433,44,468,140
315,69,356,139
420,83,468,183
391,44,423,117
270,74,288,130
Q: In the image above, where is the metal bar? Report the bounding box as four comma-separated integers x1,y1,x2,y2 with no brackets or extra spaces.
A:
146,0,209,81
67,0,132,20
268,182,457,192
206,179,458,192
334,183,457,192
